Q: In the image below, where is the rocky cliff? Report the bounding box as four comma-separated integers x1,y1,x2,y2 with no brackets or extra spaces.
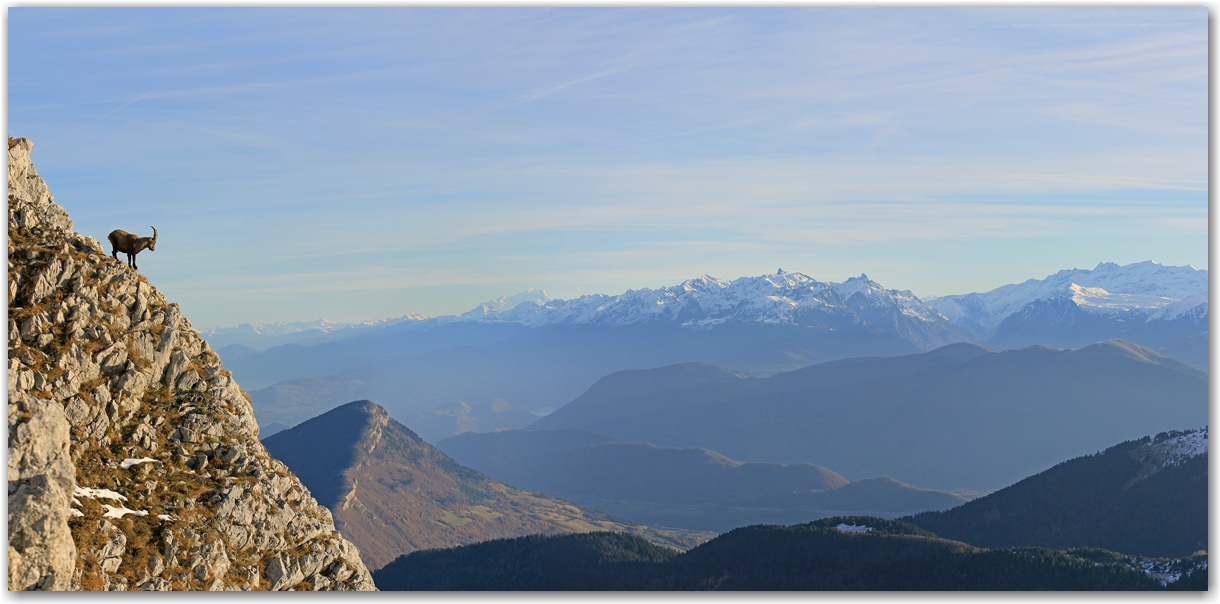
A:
7,138,376,591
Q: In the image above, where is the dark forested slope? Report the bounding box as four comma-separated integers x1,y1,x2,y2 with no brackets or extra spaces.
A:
373,517,1204,591
906,428,1207,558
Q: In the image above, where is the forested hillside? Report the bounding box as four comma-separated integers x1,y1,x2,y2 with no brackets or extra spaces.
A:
372,517,1205,591
907,428,1207,557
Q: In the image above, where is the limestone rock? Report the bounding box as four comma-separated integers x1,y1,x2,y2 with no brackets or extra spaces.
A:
7,138,376,591
7,394,76,590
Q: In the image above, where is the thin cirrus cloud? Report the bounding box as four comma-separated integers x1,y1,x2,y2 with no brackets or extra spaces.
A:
6,7,1206,328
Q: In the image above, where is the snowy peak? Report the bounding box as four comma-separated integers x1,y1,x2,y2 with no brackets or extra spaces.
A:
927,261,1208,337
1076,260,1205,298
462,289,552,318
831,273,874,299
1065,283,1178,314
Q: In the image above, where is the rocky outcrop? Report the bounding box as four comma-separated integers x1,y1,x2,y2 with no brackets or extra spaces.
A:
7,138,376,591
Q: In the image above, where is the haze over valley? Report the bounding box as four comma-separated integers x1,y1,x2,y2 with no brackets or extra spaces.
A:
215,260,1207,435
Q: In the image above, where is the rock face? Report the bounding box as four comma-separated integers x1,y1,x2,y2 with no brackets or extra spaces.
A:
6,138,376,591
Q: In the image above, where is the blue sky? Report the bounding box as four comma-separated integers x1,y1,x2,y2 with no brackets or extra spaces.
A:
8,8,1207,329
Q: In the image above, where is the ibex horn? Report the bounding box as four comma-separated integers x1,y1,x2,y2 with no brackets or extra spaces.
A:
151,226,158,241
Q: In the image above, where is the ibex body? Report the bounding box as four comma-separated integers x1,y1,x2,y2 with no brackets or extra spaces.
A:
108,226,157,270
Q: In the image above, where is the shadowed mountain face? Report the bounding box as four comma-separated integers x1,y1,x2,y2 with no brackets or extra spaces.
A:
906,428,1208,558
985,296,1207,352
528,341,1206,490
439,431,969,533
439,428,619,486
1156,333,1208,372
805,477,969,513
519,442,850,507
263,401,711,570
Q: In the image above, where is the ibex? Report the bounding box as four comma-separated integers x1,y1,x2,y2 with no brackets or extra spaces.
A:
108,226,157,270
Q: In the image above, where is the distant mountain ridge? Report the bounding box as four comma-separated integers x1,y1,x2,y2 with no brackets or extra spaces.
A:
526,340,1206,490
202,314,426,351
439,430,970,533
408,399,540,442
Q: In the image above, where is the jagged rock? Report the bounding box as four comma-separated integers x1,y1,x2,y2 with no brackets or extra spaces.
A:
148,556,164,578
160,529,178,564
7,394,76,590
131,422,157,451
7,139,71,232
266,555,307,591
62,398,91,428
7,138,377,591
95,343,127,374
95,521,127,574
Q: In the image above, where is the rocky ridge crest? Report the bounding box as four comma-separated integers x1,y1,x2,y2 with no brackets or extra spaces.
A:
7,138,376,591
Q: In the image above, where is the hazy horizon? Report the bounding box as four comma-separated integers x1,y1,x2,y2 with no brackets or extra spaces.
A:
8,7,1207,329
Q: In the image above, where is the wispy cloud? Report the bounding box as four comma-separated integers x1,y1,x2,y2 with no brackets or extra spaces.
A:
9,7,1206,326
507,66,628,107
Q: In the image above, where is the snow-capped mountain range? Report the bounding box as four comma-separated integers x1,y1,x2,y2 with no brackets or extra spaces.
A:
460,270,945,328
925,261,1207,340
439,261,1206,356
217,261,1206,430
209,261,1206,361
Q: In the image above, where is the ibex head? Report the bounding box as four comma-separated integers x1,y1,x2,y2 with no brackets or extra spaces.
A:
148,226,157,251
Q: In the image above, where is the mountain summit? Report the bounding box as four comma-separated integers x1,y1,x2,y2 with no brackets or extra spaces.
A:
262,400,710,570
